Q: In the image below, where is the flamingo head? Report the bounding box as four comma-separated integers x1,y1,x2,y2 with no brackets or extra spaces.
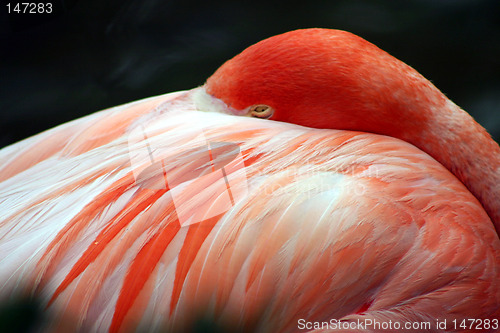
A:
202,28,500,236
204,28,445,140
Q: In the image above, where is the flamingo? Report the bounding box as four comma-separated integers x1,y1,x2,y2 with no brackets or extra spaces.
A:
0,28,499,332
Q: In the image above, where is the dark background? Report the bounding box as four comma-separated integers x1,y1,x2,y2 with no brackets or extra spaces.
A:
1,0,499,150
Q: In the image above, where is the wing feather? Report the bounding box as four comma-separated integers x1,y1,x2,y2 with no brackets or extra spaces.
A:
0,89,498,332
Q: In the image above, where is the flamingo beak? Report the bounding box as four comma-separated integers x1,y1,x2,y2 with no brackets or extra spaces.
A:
192,86,246,116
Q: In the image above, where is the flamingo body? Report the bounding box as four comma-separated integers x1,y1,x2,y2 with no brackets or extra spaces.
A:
0,29,499,332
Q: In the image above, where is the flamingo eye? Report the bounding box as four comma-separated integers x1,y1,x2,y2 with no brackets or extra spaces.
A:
248,104,274,119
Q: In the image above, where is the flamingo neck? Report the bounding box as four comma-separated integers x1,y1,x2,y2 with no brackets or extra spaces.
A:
353,56,500,233
335,48,500,236
204,28,500,234
406,96,500,235
359,47,500,235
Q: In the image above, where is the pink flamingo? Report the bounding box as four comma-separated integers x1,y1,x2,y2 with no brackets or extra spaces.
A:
0,29,498,332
